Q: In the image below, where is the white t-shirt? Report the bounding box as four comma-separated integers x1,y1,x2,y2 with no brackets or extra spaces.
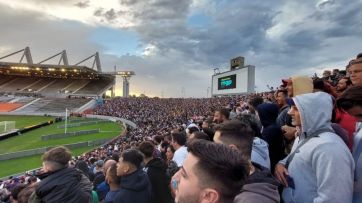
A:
172,146,188,167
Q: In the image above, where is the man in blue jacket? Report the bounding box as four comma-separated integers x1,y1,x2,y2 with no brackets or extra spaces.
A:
114,149,152,203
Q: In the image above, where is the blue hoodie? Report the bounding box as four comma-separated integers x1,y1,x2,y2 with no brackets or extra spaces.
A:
251,137,271,170
281,92,354,203
113,169,152,203
257,103,286,172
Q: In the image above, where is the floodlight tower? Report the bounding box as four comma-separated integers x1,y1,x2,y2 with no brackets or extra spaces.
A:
118,71,135,97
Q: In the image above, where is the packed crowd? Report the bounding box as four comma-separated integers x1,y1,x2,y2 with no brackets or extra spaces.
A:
1,53,362,203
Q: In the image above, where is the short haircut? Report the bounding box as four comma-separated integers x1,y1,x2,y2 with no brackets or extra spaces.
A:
337,86,362,111
167,145,176,153
276,89,288,97
11,184,27,200
203,127,215,141
346,57,362,69
248,96,264,109
187,126,200,134
191,131,210,141
171,132,187,146
153,135,163,144
138,141,155,158
121,149,144,169
188,140,249,203
17,184,37,203
42,146,71,170
214,120,254,160
111,153,119,162
215,108,230,119
236,114,261,138
340,77,352,86
107,163,120,184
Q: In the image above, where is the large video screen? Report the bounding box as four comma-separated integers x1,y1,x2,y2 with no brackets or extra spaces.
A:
218,74,236,90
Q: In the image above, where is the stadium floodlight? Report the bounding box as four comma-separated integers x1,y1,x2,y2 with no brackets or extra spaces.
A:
117,71,135,98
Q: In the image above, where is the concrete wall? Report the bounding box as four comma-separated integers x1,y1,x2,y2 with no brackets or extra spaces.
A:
57,120,110,129
85,114,137,129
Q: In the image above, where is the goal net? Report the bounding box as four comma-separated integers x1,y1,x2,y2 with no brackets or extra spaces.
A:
0,121,16,134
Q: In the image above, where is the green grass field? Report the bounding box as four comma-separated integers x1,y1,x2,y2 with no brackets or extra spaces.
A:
0,115,123,178
0,115,54,129
0,146,96,178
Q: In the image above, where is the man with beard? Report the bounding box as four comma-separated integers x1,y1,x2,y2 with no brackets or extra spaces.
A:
172,140,248,203
336,77,352,96
213,108,230,124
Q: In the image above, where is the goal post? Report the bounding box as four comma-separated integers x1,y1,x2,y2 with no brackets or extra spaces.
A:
0,121,16,133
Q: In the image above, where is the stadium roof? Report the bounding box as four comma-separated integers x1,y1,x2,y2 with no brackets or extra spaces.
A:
0,61,106,80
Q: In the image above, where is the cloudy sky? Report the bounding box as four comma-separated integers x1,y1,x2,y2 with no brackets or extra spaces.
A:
0,0,361,97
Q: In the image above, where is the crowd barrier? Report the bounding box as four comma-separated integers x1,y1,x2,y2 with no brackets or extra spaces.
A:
41,129,100,140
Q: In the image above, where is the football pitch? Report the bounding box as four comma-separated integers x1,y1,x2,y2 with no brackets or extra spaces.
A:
0,115,123,178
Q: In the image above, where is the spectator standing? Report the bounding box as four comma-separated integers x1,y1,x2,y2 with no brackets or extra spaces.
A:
172,140,249,203
213,120,280,203
337,86,362,203
171,133,188,167
115,149,152,203
256,103,286,172
275,92,354,203
139,141,174,203
33,147,92,202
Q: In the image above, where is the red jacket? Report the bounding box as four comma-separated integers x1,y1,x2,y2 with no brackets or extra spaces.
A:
335,108,357,150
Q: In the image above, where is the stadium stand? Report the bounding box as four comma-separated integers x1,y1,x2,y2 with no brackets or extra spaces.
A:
75,78,114,95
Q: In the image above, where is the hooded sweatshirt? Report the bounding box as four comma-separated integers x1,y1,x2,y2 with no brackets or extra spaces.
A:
251,137,271,170
234,163,280,203
113,169,152,203
143,158,173,203
257,103,286,172
281,92,354,203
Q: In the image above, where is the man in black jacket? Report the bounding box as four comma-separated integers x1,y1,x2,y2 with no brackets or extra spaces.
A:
34,146,92,203
139,141,174,203
115,149,152,203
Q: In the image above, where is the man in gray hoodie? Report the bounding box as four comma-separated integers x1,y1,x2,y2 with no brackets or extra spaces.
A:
275,92,354,203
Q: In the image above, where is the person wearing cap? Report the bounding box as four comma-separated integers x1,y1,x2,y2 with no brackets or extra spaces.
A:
115,149,152,203
337,86,362,203
33,146,92,202
274,92,354,203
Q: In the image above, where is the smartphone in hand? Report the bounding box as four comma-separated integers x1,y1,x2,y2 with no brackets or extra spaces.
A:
286,175,295,189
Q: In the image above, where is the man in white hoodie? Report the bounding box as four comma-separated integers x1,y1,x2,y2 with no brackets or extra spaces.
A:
275,92,354,203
